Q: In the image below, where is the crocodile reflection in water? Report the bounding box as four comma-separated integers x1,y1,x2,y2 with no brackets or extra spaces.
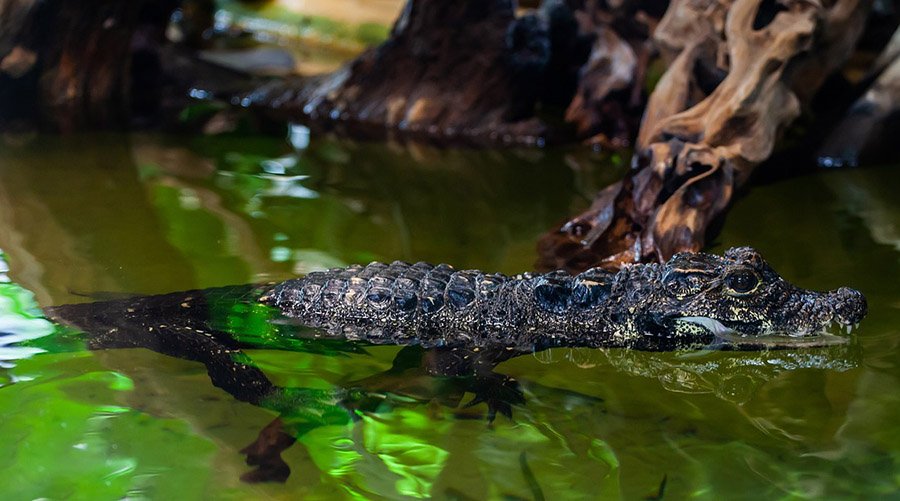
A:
39,247,866,483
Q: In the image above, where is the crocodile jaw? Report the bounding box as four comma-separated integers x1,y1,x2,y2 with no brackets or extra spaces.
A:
676,316,851,348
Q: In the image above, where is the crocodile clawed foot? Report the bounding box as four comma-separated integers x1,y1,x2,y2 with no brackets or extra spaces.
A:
463,373,525,422
240,461,291,484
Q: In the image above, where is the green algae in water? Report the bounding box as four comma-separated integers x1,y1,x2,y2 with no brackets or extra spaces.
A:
0,353,219,500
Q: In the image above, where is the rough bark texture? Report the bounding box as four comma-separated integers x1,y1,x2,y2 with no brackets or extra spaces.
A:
538,0,873,273
0,0,217,131
0,0,184,130
236,0,662,147
241,0,557,146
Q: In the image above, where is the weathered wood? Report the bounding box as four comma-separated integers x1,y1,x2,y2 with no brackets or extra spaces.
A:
539,0,873,273
0,0,654,146
240,0,557,145
562,0,664,149
564,27,639,149
0,0,185,130
240,0,660,147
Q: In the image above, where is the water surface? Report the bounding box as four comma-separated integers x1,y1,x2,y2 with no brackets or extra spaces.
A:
0,131,898,499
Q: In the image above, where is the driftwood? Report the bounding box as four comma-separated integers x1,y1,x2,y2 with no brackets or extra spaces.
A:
0,0,887,153
0,0,185,131
0,0,894,271
239,0,668,147
564,26,642,149
5,0,576,140
538,0,872,273
0,0,221,131
241,1,559,146
563,0,664,149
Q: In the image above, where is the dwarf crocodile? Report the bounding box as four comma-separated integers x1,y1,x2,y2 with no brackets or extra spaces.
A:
262,247,867,351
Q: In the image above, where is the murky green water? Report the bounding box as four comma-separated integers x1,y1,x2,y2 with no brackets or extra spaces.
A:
1,131,898,499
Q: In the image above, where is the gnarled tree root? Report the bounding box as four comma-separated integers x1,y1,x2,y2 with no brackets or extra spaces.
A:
241,1,555,146
538,0,871,273
240,0,664,147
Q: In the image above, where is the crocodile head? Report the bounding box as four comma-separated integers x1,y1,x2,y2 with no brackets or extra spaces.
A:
640,247,867,349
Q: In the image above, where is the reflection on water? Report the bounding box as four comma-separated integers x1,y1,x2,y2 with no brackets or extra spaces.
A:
0,132,617,305
825,168,900,255
0,250,54,368
0,132,898,498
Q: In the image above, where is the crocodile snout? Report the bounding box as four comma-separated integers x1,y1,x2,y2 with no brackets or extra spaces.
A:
829,287,867,326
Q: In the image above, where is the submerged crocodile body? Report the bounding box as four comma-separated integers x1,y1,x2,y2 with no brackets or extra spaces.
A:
263,247,867,351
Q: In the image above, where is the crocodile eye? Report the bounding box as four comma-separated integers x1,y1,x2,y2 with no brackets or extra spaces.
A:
725,270,760,295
